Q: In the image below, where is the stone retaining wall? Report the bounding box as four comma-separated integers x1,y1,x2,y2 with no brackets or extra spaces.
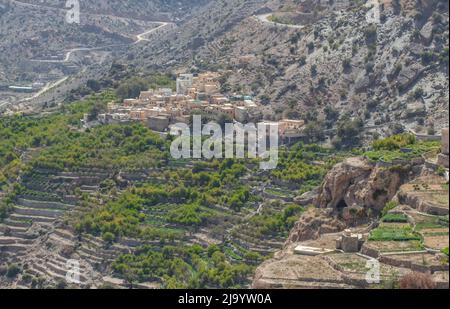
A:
361,244,380,258
17,198,73,210
379,255,449,273
15,207,62,218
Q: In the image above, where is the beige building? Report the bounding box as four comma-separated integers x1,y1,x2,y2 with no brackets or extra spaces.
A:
220,105,235,118
147,116,170,132
176,74,194,95
211,95,229,105
193,72,221,95
130,109,148,121
139,91,154,101
187,87,197,99
279,119,305,135
123,99,140,107
336,230,364,253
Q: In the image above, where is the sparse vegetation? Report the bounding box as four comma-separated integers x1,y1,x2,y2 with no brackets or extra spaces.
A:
364,134,440,163
6,264,21,278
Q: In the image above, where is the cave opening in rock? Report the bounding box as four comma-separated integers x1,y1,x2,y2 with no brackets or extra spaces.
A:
336,199,348,210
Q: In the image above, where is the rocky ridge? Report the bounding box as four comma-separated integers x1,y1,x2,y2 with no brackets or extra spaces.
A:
254,151,449,289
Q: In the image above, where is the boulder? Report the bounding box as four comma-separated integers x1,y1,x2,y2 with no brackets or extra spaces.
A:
355,74,371,92
405,100,426,118
294,188,319,206
420,21,434,45
407,43,426,56
397,63,425,91
287,208,346,243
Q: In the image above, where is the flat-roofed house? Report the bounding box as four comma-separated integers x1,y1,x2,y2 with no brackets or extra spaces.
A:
279,119,306,144
220,106,235,118
210,96,228,105
147,116,170,132
279,119,305,133
139,91,154,102
124,99,140,107
176,74,194,95
187,87,197,99
130,109,148,121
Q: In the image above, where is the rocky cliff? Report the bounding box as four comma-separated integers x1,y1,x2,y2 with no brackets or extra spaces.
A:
286,156,417,243
254,153,448,289
316,157,419,213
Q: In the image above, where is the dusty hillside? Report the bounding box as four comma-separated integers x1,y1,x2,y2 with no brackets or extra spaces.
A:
0,0,210,85
3,0,447,135
197,0,448,131
13,0,212,20
120,0,448,136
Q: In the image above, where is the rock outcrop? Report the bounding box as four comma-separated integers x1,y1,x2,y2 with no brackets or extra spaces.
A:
287,208,346,244
420,20,434,45
253,153,448,289
287,156,417,245
316,157,413,214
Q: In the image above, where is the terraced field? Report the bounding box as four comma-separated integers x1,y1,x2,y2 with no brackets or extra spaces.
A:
1,148,315,289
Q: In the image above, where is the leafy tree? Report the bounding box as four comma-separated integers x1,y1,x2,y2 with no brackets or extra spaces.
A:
116,77,148,100
336,116,364,148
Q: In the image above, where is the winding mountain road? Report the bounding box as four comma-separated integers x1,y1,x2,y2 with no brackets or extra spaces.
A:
4,0,174,108
254,13,305,29
29,20,171,64
134,22,171,44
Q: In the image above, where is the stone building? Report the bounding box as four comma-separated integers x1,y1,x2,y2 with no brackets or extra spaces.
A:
176,74,194,95
278,119,306,144
336,229,364,253
147,116,170,132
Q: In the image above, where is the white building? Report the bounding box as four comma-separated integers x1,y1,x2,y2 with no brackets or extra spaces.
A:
176,74,194,95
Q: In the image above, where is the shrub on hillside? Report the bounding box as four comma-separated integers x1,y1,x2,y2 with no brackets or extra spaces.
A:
6,264,21,278
373,134,416,151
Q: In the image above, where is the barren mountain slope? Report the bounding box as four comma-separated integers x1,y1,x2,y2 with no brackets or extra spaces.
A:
0,0,211,85
195,0,449,131
11,0,213,20
122,0,448,133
